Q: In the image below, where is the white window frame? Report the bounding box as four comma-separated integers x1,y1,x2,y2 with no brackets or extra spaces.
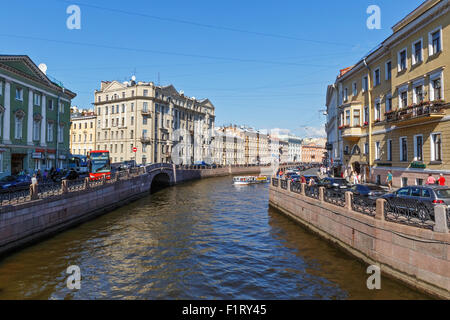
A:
0,81,3,96
429,71,444,101
398,85,408,109
33,120,41,141
344,88,348,102
413,134,423,161
14,116,23,139
385,61,392,80
362,75,369,92
412,39,423,65
375,141,381,160
399,136,408,162
387,139,392,161
375,99,381,121
385,94,392,112
15,88,23,101
373,67,381,86
364,143,369,155
34,93,41,106
428,26,443,57
430,132,442,162
413,81,425,104
47,122,54,142
397,48,408,72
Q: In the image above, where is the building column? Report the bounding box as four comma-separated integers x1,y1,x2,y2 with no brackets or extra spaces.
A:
40,95,46,146
3,81,11,144
27,89,34,145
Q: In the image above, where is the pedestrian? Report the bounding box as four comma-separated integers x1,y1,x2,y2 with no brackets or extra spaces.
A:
43,169,48,181
386,171,393,190
426,173,436,185
31,174,38,186
437,173,446,186
301,175,306,184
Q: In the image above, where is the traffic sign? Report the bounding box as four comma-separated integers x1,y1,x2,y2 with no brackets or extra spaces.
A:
132,147,137,153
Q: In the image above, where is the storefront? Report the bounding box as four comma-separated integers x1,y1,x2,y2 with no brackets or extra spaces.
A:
32,151,44,171
46,151,56,170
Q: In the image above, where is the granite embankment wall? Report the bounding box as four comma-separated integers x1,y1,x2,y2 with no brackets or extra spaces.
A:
0,166,265,257
269,181,450,299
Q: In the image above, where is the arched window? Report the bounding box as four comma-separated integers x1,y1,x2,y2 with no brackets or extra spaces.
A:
351,145,361,155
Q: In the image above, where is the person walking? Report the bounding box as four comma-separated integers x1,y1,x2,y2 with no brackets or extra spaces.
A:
386,171,393,191
426,173,436,185
437,173,446,186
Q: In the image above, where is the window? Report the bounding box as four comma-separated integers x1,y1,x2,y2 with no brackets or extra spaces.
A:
429,27,442,56
387,140,392,161
364,143,369,155
414,135,423,161
143,89,148,97
362,76,368,92
59,102,64,113
374,68,380,86
143,129,148,138
143,117,147,125
98,96,101,103
416,179,424,186
131,103,134,112
385,61,392,80
122,104,125,113
430,74,442,101
386,95,392,112
398,49,407,71
400,137,407,162
111,106,114,114
413,84,424,104
399,90,408,109
116,105,119,113
343,88,348,102
364,106,369,124
47,122,54,142
33,120,40,141
130,130,134,139
48,99,54,110
15,88,23,101
352,82,357,96
131,116,134,125
375,102,381,121
143,102,148,112
0,81,2,95
345,110,350,125
58,125,64,143
431,133,442,162
375,142,380,160
34,93,41,106
401,178,408,188
14,116,23,139
412,40,423,65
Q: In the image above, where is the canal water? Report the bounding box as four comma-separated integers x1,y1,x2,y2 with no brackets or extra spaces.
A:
0,176,429,299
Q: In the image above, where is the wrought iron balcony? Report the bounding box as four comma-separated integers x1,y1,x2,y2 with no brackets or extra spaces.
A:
140,136,151,144
385,101,447,126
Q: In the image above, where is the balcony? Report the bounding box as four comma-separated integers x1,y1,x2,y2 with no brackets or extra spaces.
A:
385,101,447,126
141,109,152,116
339,125,363,141
140,136,151,144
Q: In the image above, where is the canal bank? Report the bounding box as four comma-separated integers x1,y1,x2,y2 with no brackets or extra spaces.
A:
269,180,450,299
0,176,429,299
0,164,265,258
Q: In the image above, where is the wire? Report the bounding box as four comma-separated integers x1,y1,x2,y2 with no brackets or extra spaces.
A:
51,0,361,47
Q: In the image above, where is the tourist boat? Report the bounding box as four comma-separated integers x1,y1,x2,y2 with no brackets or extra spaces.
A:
233,176,268,185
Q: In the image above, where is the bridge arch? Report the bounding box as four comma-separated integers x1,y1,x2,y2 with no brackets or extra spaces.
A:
150,172,171,194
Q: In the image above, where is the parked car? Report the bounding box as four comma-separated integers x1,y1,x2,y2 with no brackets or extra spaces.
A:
382,185,450,206
350,184,388,200
303,175,320,184
318,177,350,190
289,174,301,183
0,175,32,192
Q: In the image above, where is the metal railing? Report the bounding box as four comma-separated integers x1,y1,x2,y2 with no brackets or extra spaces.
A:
38,181,62,199
0,187,31,205
67,178,86,192
352,195,377,217
324,188,345,207
280,179,288,190
384,198,435,230
290,181,302,194
305,185,319,199
272,178,279,187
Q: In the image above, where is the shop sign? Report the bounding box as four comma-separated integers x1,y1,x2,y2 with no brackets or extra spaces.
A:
32,152,43,159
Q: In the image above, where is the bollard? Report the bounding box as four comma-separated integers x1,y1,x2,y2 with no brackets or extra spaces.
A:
433,205,449,233
84,177,90,190
375,198,386,221
345,191,353,210
301,183,306,196
30,183,39,200
61,179,68,194
319,187,325,202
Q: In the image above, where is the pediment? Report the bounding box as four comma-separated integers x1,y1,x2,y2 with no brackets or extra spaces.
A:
102,81,127,92
0,55,53,86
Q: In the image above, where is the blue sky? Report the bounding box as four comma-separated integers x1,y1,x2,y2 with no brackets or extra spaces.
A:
0,0,424,137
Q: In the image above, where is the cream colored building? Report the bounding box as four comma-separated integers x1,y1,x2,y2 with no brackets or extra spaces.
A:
93,79,215,165
329,0,449,186
70,107,97,156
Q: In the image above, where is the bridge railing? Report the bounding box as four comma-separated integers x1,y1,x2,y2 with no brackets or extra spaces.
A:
272,181,448,233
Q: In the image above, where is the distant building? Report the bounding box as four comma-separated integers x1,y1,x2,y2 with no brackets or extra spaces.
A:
70,107,97,156
301,143,326,164
0,55,76,177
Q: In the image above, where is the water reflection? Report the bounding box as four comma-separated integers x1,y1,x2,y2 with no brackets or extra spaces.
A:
0,176,429,299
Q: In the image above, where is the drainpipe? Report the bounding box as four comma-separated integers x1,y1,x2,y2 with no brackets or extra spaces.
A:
363,58,373,178
56,94,60,169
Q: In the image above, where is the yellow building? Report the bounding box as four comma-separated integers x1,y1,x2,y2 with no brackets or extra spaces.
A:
333,0,449,187
70,107,97,156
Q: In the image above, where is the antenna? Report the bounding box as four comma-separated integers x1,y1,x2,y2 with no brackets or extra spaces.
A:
158,72,160,86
